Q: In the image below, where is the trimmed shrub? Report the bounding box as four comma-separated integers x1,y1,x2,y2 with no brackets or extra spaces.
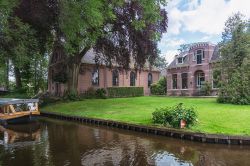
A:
150,77,166,95
95,88,107,99
79,87,97,99
152,103,198,128
107,87,144,98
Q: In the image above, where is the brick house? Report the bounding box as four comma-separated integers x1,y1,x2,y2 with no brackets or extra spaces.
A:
167,42,220,96
48,47,160,96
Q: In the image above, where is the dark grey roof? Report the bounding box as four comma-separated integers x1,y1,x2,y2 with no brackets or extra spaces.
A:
168,43,220,69
210,45,220,62
0,98,39,106
81,49,159,71
168,54,189,69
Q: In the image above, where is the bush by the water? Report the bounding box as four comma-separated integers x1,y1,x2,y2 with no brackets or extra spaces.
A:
150,77,166,95
152,103,197,128
107,87,143,98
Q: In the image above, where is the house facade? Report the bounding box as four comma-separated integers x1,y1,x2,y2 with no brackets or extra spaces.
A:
48,47,160,96
167,42,220,96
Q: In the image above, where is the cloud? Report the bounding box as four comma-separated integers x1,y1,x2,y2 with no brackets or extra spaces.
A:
166,0,250,35
167,38,185,48
162,50,179,63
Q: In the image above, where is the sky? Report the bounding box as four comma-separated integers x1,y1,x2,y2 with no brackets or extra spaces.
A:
158,0,250,63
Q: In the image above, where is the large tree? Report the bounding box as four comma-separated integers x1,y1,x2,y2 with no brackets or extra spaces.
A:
56,0,168,94
218,13,250,105
0,0,50,92
1,0,168,94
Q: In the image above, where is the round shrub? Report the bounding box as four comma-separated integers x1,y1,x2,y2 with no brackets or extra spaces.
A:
152,103,198,128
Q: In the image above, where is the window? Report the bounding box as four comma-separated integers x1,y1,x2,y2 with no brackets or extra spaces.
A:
172,74,177,89
92,68,99,86
112,69,119,86
196,71,205,88
195,49,203,64
181,73,188,89
130,71,136,86
177,57,183,64
148,73,153,87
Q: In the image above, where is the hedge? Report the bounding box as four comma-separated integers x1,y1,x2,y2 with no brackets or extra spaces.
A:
107,87,144,98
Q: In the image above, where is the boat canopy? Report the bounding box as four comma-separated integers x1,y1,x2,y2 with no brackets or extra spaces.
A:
0,99,39,106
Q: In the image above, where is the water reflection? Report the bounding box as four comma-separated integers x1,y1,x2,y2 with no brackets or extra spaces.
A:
0,123,40,148
0,118,249,166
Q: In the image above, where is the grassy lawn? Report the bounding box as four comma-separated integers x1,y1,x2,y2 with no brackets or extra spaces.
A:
42,96,250,136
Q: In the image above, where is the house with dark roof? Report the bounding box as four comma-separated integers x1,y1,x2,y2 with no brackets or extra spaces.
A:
48,47,160,96
167,42,220,96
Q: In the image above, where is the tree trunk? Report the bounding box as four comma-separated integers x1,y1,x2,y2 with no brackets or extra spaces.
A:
65,47,90,94
5,59,9,90
66,58,81,94
14,66,22,89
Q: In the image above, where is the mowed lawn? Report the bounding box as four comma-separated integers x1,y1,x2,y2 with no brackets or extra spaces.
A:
42,96,250,136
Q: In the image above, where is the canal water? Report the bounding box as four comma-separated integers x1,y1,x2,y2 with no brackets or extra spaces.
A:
0,118,250,166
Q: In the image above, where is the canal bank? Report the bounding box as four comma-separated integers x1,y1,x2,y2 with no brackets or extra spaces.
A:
41,111,250,146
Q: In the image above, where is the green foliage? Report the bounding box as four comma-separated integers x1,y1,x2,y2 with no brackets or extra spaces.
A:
80,88,107,99
153,55,168,71
107,87,144,98
150,77,166,95
0,16,48,93
59,0,114,54
218,13,250,105
212,69,221,88
95,88,107,99
200,81,212,96
64,90,80,101
152,103,198,128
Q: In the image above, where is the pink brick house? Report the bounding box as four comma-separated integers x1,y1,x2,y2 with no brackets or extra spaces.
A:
167,42,220,96
48,48,160,96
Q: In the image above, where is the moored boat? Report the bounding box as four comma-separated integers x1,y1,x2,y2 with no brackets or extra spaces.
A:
0,99,40,126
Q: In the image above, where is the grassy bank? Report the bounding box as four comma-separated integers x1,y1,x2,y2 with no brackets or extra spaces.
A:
42,96,250,136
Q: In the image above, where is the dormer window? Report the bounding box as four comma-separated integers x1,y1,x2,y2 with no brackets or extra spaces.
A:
194,49,204,64
177,57,183,64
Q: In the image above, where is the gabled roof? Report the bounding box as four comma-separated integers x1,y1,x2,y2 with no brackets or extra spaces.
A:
168,54,189,69
81,49,159,71
168,42,220,69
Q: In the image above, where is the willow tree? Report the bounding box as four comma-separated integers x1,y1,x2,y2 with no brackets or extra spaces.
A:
54,0,168,94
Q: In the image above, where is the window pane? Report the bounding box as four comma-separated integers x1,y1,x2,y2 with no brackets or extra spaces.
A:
197,50,202,54
172,74,177,89
92,68,99,86
112,70,119,86
178,58,183,63
148,73,153,87
196,72,205,88
181,73,188,89
130,72,136,86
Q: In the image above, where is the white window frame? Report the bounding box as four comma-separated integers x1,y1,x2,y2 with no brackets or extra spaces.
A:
195,49,204,64
177,57,183,64
196,72,205,88
181,73,188,89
